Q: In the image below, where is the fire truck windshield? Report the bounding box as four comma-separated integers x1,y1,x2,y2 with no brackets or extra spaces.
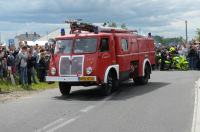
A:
55,39,73,54
74,38,97,54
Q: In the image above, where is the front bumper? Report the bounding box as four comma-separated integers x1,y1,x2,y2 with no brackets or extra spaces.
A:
46,76,97,82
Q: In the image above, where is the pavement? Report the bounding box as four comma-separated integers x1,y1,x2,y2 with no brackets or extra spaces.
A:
0,71,200,132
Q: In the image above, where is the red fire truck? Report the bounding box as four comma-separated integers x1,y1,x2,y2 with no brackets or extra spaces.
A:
46,22,155,95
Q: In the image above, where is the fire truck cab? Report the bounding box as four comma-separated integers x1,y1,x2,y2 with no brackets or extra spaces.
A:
46,22,155,96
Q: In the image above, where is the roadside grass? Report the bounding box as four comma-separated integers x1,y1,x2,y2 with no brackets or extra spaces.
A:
30,82,58,90
0,79,58,93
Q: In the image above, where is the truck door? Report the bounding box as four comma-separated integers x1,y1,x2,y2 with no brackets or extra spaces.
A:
97,37,115,81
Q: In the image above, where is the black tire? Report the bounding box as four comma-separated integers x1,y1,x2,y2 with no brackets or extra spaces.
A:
102,71,118,96
59,82,71,96
134,64,150,85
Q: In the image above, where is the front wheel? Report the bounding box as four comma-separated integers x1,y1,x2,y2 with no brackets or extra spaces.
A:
59,82,71,96
102,72,118,96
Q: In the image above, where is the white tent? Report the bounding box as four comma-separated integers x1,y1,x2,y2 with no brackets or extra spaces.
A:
26,41,35,46
26,41,48,46
34,41,48,46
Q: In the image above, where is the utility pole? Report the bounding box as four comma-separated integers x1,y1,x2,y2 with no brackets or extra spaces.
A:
46,31,49,40
176,19,188,44
0,32,1,43
185,20,188,44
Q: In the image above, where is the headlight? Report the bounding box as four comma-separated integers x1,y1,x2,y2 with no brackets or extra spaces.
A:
86,67,93,75
51,67,56,75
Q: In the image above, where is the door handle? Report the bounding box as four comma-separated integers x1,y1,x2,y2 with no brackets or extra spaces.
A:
102,54,110,59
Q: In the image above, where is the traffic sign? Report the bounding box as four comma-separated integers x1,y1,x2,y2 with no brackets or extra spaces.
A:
8,39,15,46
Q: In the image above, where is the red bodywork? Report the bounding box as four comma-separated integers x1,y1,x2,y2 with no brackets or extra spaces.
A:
46,31,155,86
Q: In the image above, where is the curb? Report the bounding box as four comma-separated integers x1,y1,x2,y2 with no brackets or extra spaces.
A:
192,79,200,132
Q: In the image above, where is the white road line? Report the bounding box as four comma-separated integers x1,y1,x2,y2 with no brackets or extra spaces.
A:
35,91,115,132
99,92,116,104
46,116,80,132
35,118,64,132
80,92,116,113
80,105,95,113
192,79,200,132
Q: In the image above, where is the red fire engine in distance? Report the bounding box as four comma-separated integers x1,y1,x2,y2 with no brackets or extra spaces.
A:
46,22,155,96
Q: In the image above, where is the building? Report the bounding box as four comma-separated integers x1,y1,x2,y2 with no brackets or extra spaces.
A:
15,32,40,42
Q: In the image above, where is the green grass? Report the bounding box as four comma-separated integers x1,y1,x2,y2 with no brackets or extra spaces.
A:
0,79,58,93
31,82,58,90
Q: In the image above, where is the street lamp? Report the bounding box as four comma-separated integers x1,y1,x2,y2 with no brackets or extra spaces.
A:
185,20,188,43
176,18,188,44
0,32,1,43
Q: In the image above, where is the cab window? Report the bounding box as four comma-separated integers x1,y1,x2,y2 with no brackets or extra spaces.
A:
74,38,97,54
55,39,73,54
121,39,128,51
100,38,109,52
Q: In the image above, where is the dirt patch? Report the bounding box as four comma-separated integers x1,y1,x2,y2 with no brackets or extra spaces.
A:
0,90,42,103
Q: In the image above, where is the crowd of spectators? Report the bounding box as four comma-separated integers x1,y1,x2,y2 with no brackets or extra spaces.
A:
155,43,200,70
1,39,200,87
0,40,55,87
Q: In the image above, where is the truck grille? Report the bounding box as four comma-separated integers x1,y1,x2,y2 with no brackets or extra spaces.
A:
59,56,84,76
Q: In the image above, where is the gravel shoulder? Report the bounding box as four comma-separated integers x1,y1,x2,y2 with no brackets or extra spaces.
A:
0,90,43,103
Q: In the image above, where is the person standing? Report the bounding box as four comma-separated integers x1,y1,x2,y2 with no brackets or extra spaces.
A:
18,46,28,86
38,52,46,82
7,51,15,73
160,47,166,70
0,46,4,80
188,45,198,70
7,50,16,85
27,50,36,85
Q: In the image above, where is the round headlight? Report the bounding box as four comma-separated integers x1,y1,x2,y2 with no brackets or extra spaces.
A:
51,67,56,75
86,67,93,75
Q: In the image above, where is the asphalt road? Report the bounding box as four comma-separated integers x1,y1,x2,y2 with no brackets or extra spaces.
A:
0,71,200,132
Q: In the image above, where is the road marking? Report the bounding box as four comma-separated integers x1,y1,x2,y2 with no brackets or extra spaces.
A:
80,105,95,113
35,91,115,132
192,79,200,132
35,118,64,132
46,116,80,132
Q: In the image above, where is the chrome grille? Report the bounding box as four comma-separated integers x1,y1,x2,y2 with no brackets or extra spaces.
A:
60,57,70,76
59,56,83,76
71,56,83,76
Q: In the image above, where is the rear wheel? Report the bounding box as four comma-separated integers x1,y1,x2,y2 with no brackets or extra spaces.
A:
59,82,71,96
134,64,150,85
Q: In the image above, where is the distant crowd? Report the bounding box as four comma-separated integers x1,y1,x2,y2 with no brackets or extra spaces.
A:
0,40,56,87
155,43,200,70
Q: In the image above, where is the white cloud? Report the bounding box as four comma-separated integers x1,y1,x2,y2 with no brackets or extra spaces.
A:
0,0,200,41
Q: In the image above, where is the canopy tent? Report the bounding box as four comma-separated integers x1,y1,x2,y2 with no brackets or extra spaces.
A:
34,40,48,46
26,41,48,46
26,41,35,46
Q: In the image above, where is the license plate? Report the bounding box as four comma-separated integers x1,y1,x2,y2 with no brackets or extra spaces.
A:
79,77,95,81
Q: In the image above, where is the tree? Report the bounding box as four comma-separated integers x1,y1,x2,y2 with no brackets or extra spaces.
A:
153,35,184,46
108,22,117,27
121,23,127,29
196,28,200,42
102,22,107,27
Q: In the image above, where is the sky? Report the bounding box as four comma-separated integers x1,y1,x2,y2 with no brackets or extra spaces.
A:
1,0,200,42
